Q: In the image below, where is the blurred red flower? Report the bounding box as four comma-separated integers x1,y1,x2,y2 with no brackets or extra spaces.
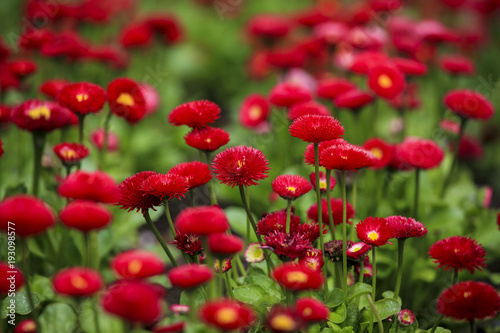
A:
175,206,229,235
57,82,106,115
60,200,112,232
112,250,165,279
169,100,221,128
200,299,256,331
107,78,146,123
53,267,103,297
59,170,120,203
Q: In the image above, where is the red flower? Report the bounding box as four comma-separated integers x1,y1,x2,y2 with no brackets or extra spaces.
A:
316,78,356,100
214,258,232,273
334,89,374,110
168,264,213,289
267,46,307,70
90,128,120,151
53,142,89,165
59,170,120,203
141,173,189,201
266,306,300,333
239,94,270,129
60,200,112,232
398,309,416,326
184,126,230,152
397,137,444,170
112,250,165,279
298,249,324,272
120,22,154,48
175,206,229,235
386,215,427,239
0,195,55,237
208,233,244,257
212,146,270,188
200,299,256,331
257,210,301,236
455,135,483,160
19,28,53,51
356,217,393,247
53,267,103,297
115,171,161,214
437,281,500,321
264,231,313,261
170,230,203,256
0,262,24,293
346,242,372,261
444,89,494,120
13,319,36,333
440,55,475,75
288,101,330,121
368,64,406,99
57,82,106,116
168,100,221,128
271,174,313,200
0,105,10,124
107,78,146,123
139,83,160,116
0,139,4,158
247,15,291,39
40,79,70,99
146,14,184,44
309,171,335,193
307,198,355,226
169,161,212,189
269,83,312,108
362,138,395,169
350,51,389,75
296,297,329,323
392,57,427,76
272,262,324,291
428,236,486,273
7,60,37,78
101,280,164,323
289,114,344,143
11,100,74,132
320,141,375,171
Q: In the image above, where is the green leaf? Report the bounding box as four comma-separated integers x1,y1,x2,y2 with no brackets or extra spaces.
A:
1,291,41,318
31,275,55,302
26,238,46,259
368,298,401,322
244,271,282,301
328,302,347,324
344,301,360,329
233,284,279,306
180,288,206,311
424,328,450,333
382,290,402,305
3,183,27,198
225,207,258,242
39,302,77,333
325,288,344,308
347,283,372,302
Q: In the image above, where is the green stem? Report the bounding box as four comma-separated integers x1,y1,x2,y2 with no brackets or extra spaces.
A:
429,315,443,333
92,298,102,333
84,233,91,267
235,255,247,277
189,190,195,207
20,239,38,324
359,258,365,284
341,170,348,305
470,320,476,333
326,169,335,241
163,199,177,239
98,110,112,170
78,114,86,144
393,239,406,302
314,143,328,295
144,210,177,267
369,247,377,333
366,294,384,333
441,117,467,197
205,152,218,205
452,268,459,285
32,132,46,197
413,168,421,221
90,231,98,269
224,272,234,298
201,238,216,299
285,199,292,234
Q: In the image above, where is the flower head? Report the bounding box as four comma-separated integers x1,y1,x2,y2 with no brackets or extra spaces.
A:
59,170,120,203
60,200,112,232
362,138,395,169
385,215,427,239
309,171,336,193
0,262,24,293
11,100,75,132
429,236,486,273
440,55,475,75
288,101,330,121
169,161,212,189
289,114,344,143
368,63,406,99
393,57,427,76
320,141,375,171
53,267,103,297
264,231,313,261
57,82,106,115
40,79,70,99
107,78,146,123
346,242,372,261
298,249,324,272
296,297,330,323
273,262,323,291
247,14,291,39
212,146,270,188
269,82,312,108
170,230,202,256
444,89,494,120
53,142,89,166
90,128,119,151
271,175,313,201
397,309,416,326
184,126,230,152
324,240,352,262
111,250,165,279
240,94,270,129
397,137,444,170
257,210,301,236
168,264,213,289
307,198,355,226
168,100,220,128
303,140,341,166
266,306,299,333
13,319,36,333
208,233,244,257
140,173,189,201
316,78,356,100
245,243,265,263
115,171,161,214
199,299,256,331
175,206,229,235
356,217,394,247
334,89,374,110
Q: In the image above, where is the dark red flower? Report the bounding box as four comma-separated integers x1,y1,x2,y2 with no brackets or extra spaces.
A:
271,175,313,200
385,215,427,239
0,139,4,158
440,55,475,75
169,100,221,128
362,138,395,169
444,89,494,120
169,161,212,189
120,22,154,48
247,15,292,39
140,173,189,201
53,142,89,165
307,198,355,226
101,280,164,323
0,262,24,293
346,242,371,261
40,31,89,59
200,299,256,331
303,139,342,166
239,94,270,129
208,233,244,257
19,28,53,51
296,297,329,323
90,128,120,151
170,230,203,256
368,64,406,99
267,46,307,69
0,195,55,237
392,57,427,76
350,51,389,75
257,210,301,236
298,249,324,272
57,82,106,115
146,14,184,44
288,101,330,121
269,83,312,108
11,100,74,132
356,217,393,247
107,78,146,123
309,171,335,193
437,281,500,321
53,267,103,297
212,146,270,188
334,89,374,110
316,78,356,100
272,262,324,291
455,135,483,160
289,114,344,143
184,126,230,152
175,206,229,235
214,258,232,273
60,200,112,232
397,137,444,170
13,319,36,333
314,21,349,45
115,171,161,214
0,105,10,124
320,141,374,171
7,60,37,78
429,236,486,273
168,264,213,289
112,250,165,279
59,170,120,203
40,79,71,99
324,240,352,262
417,20,458,44
264,231,313,261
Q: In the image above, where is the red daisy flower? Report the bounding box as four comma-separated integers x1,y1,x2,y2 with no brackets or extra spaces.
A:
119,22,154,48
443,89,494,120
0,262,24,293
298,248,324,272
355,256,373,278
346,242,372,261
140,173,189,201
199,299,256,331
264,231,313,261
60,200,112,232
316,77,356,100
324,240,353,262
362,138,395,169
392,57,427,76
257,210,301,236
169,161,212,189
440,55,475,75
398,309,416,326
184,126,230,152
168,264,213,289
296,297,330,323
385,215,427,239
289,114,344,143
247,15,291,39
296,222,324,243
175,206,229,235
349,51,389,75
307,198,355,226
455,135,484,160
397,137,444,170
428,236,486,273
266,306,300,333
90,128,120,151
115,171,161,215
107,78,146,123
272,262,324,291
57,82,106,115
111,250,165,279
320,141,375,171
59,170,120,203
53,142,89,165
271,174,313,201
368,64,406,99
212,146,270,188
53,267,103,297
334,89,374,111
168,100,221,128
7,59,37,78
208,233,244,257
146,14,184,44
288,101,330,121
239,94,270,129
0,105,10,124
267,46,307,70
356,217,394,247
388,143,414,171
11,100,74,132
19,28,53,51
437,281,500,321
170,230,203,256
269,82,312,108
309,171,336,193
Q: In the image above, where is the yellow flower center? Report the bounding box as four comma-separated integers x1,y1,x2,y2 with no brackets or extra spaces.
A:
286,186,296,192
206,138,212,143
302,307,313,317
76,93,89,102
249,106,262,120
23,322,36,331
402,312,412,322
117,93,135,107
237,160,245,168
463,291,471,298
270,314,296,331
128,259,143,275
340,155,348,160
61,149,77,160
371,147,383,160
28,106,51,120
350,244,362,252
285,271,308,284
378,74,393,89
215,307,238,325
246,244,264,262
319,181,327,190
71,275,89,290
368,231,379,241
306,261,318,271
